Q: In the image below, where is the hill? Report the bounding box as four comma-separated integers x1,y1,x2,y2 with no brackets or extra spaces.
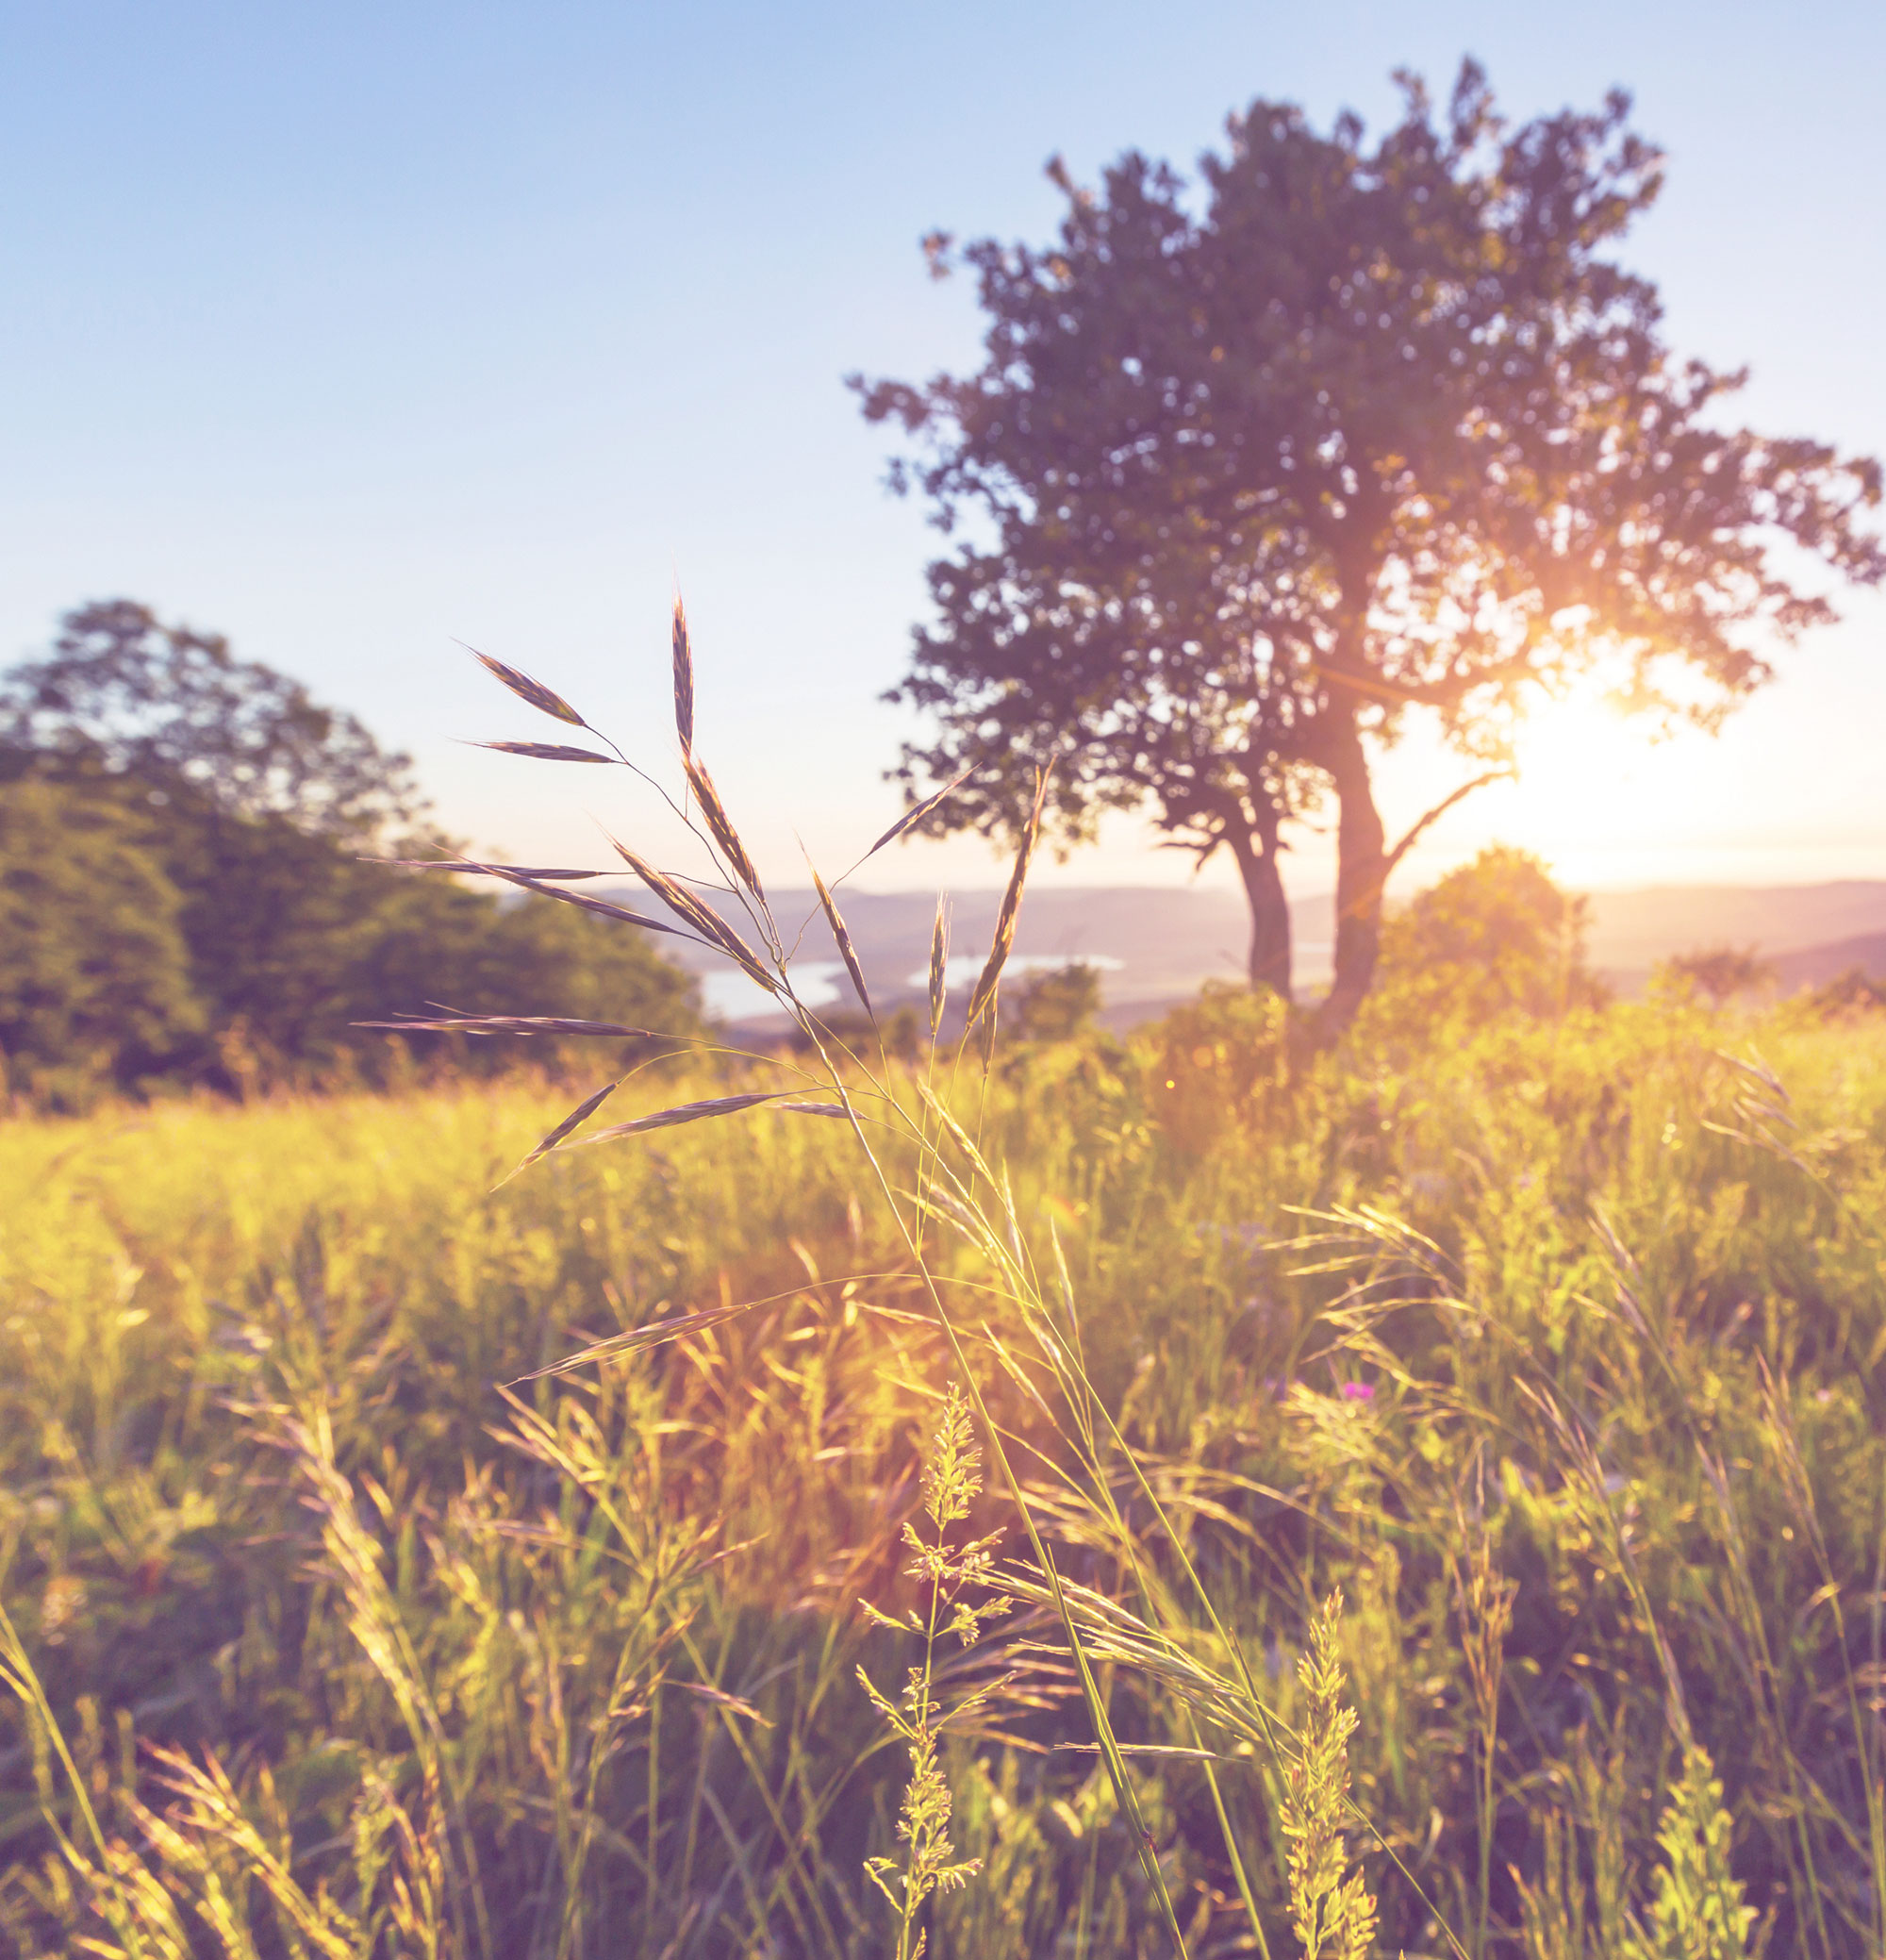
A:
1585,880,1886,989
636,879,1886,1022
1772,930,1886,990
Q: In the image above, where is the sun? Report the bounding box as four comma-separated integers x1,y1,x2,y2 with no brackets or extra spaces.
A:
1381,687,1749,891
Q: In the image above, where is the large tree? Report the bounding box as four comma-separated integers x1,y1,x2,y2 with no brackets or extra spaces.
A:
857,63,1884,1021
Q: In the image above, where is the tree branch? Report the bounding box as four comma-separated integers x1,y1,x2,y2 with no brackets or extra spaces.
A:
1380,769,1514,888
1313,647,1540,715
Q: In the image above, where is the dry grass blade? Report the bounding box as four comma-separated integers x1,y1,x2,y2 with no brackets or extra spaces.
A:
778,1102,851,1118
375,859,604,879
0,1600,137,1938
353,1015,657,1038
471,739,619,763
865,767,972,861
605,833,776,988
566,1090,785,1149
675,1683,771,1724
963,772,1049,1031
809,862,872,1019
469,647,587,725
929,894,950,1037
683,754,764,898
472,862,695,939
517,1079,620,1169
672,596,695,756
514,1298,763,1380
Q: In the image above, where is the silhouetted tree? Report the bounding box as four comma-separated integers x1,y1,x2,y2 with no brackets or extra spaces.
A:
858,62,1884,1023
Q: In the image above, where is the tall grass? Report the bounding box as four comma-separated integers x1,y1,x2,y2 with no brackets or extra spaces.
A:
3,613,1885,1954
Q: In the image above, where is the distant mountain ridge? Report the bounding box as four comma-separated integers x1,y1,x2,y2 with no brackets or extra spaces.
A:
616,880,1886,1022
1772,932,1886,991
1582,881,1886,978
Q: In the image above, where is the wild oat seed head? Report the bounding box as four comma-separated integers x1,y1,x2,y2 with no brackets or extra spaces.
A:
671,598,695,756
470,649,587,727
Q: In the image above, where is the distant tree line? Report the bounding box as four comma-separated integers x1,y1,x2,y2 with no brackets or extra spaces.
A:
0,601,699,1103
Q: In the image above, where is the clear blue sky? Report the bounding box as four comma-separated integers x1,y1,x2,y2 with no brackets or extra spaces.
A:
4,0,1881,896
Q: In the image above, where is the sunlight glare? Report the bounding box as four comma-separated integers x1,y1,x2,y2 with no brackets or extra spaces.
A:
1392,689,1746,890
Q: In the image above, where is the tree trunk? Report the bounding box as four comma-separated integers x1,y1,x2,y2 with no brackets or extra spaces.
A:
1226,812,1293,1000
1318,702,1387,1036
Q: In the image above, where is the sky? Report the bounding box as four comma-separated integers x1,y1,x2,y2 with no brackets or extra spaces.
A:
4,0,1882,902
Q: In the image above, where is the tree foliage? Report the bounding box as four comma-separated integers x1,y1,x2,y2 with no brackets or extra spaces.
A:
858,61,1883,1021
1363,844,1601,1037
1658,946,1776,1007
0,604,701,1096
1010,960,1103,1041
0,598,421,839
0,779,205,1096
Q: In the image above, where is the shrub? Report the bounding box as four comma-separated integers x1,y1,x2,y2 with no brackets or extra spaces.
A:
1362,844,1602,1040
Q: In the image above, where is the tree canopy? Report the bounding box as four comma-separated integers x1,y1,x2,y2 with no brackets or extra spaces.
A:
0,603,701,1099
0,598,421,838
0,778,205,1097
858,61,1884,1022
1362,844,1601,1037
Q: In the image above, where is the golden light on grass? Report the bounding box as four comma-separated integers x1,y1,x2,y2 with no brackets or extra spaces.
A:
5,604,1880,1960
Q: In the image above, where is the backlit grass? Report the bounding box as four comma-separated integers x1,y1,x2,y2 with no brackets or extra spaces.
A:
4,997,1885,1955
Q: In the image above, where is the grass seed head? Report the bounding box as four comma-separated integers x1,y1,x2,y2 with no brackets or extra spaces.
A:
866,766,973,862
683,753,765,900
921,1382,983,1529
963,772,1048,1031
470,649,587,727
1282,1589,1378,1960
470,740,616,763
810,865,873,1021
671,597,695,756
604,833,775,985
520,1078,620,1166
472,862,689,938
928,896,950,1038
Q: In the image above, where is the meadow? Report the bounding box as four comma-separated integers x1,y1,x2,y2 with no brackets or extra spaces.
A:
4,983,1886,1958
